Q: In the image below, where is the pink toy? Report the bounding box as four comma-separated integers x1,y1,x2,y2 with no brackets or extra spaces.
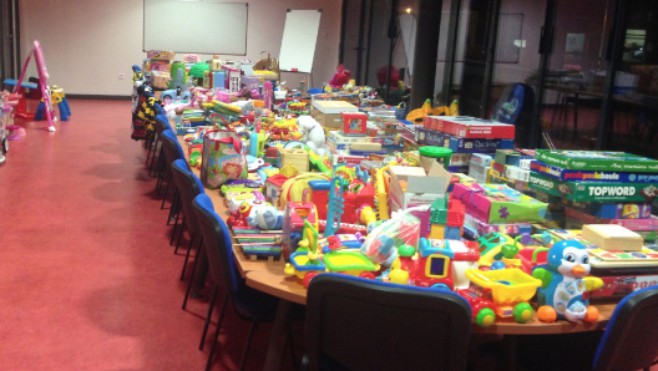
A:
13,41,56,132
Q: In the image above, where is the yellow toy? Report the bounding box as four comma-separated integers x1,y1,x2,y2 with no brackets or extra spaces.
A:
375,165,391,221
406,98,459,124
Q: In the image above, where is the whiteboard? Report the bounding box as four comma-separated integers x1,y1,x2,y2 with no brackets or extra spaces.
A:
143,0,248,55
279,10,322,73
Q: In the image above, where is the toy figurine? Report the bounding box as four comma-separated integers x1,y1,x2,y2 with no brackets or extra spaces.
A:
533,240,603,323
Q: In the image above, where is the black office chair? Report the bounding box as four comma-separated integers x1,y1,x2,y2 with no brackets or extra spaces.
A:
592,285,658,371
304,273,472,371
192,193,279,371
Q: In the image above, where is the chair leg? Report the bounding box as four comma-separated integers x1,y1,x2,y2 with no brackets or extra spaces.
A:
199,288,228,351
170,209,182,246
183,241,204,308
167,189,180,225
180,233,196,281
205,296,229,371
239,320,258,371
160,172,172,208
150,145,163,178
175,218,186,253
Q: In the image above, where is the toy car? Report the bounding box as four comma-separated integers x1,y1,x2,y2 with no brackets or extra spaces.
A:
160,88,191,105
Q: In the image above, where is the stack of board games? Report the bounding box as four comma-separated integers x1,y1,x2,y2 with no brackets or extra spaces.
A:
417,116,515,173
529,150,658,235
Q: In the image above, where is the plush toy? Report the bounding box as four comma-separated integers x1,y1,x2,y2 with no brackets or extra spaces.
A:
329,64,351,89
533,240,603,323
247,202,284,230
297,115,326,156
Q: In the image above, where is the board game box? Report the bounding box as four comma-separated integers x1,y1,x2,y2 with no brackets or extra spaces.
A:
528,171,658,202
535,150,658,173
424,116,515,139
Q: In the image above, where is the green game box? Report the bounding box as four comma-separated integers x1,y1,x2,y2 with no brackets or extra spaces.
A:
535,150,658,173
529,171,658,202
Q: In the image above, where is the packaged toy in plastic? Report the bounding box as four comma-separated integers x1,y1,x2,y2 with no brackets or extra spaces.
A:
360,209,421,267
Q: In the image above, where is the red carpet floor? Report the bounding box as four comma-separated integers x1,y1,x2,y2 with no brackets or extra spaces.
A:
0,99,287,370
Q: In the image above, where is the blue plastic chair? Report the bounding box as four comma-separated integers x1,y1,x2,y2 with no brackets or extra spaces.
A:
170,159,206,289
192,193,279,371
592,285,658,371
158,129,185,206
145,111,168,169
304,274,472,371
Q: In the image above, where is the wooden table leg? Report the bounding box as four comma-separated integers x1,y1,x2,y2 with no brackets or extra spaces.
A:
263,299,294,371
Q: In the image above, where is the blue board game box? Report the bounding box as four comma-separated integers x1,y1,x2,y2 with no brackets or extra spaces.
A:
416,127,515,154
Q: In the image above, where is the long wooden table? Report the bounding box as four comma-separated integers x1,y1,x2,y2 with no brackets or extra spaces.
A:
175,134,618,370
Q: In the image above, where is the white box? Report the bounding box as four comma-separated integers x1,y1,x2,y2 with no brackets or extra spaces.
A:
389,158,451,211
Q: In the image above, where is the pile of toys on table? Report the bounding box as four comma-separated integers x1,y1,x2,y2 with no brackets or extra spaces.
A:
131,51,658,328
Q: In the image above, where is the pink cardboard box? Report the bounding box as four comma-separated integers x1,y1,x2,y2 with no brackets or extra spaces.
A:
451,182,548,224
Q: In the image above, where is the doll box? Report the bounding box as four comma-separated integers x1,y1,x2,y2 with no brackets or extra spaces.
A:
451,182,548,224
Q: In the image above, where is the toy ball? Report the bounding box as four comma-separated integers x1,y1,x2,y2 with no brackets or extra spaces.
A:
490,261,506,270
537,305,557,323
621,204,640,219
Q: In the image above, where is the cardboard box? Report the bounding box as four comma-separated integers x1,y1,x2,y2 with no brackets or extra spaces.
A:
528,171,658,202
425,116,515,139
146,50,176,61
582,224,644,251
535,150,658,172
311,101,359,130
150,70,171,89
416,127,514,153
451,182,548,224
388,158,451,211
531,160,658,183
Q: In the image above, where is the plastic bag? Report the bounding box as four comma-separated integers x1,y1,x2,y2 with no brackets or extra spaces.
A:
360,209,421,267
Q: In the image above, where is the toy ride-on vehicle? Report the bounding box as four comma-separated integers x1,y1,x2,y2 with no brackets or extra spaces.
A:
465,268,542,323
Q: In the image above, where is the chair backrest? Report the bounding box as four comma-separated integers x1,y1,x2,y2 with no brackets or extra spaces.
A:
593,285,658,371
305,274,472,371
171,159,205,235
192,193,245,294
161,129,185,167
490,83,537,148
154,113,171,135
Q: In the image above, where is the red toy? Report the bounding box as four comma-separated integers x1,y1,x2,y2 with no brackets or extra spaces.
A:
329,64,351,89
341,112,368,136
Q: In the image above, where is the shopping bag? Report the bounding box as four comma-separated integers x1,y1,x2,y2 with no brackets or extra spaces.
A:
200,130,247,188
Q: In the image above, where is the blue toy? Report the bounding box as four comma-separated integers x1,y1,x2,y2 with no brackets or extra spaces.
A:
532,240,603,323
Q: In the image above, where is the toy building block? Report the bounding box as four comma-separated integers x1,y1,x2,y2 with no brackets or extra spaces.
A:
430,224,445,239
445,226,462,240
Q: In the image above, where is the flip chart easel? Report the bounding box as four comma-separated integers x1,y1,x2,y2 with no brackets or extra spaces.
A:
14,41,56,132
279,10,322,89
